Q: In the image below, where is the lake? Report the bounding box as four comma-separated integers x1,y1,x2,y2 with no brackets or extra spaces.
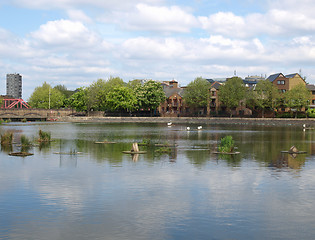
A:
0,122,315,240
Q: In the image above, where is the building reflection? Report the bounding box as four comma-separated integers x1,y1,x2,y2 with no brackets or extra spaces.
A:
270,153,306,170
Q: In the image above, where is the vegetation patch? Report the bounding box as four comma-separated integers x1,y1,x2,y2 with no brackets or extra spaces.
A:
218,135,235,153
1,132,13,145
38,130,51,142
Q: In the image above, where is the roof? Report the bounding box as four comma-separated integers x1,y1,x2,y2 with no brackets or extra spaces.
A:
164,87,184,98
285,73,298,78
267,73,283,82
306,84,315,91
210,81,221,90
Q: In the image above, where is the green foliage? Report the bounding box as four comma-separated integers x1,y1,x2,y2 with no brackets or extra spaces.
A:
21,118,27,123
218,135,235,153
21,135,32,146
106,86,137,112
54,84,75,98
1,132,13,145
38,130,51,142
67,87,88,112
134,80,166,112
127,79,142,89
183,77,211,108
28,82,65,109
219,77,246,116
284,84,312,115
306,108,315,118
87,77,125,111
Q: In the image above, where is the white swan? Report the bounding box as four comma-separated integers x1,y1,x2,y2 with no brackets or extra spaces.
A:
197,126,202,130
186,127,190,131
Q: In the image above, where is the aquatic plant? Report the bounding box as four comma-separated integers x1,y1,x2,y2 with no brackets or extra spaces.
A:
21,135,32,146
38,130,51,142
218,135,235,153
1,132,13,145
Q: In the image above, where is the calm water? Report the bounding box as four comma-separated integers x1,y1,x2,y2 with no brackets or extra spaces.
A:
1,122,315,240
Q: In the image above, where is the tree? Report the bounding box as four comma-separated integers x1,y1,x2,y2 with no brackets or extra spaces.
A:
219,77,246,117
183,77,211,113
54,85,75,98
284,84,312,117
252,80,280,117
67,87,88,112
28,82,65,109
134,80,166,116
105,86,137,114
87,76,125,111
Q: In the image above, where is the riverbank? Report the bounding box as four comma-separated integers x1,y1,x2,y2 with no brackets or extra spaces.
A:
58,116,315,126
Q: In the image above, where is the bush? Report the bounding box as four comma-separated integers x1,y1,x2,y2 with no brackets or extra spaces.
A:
307,109,315,118
218,135,235,153
21,135,32,146
1,132,13,145
38,130,51,142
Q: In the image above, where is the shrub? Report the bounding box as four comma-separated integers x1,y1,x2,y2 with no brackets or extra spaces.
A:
1,132,13,145
38,130,51,142
21,135,32,146
306,109,315,118
218,135,235,153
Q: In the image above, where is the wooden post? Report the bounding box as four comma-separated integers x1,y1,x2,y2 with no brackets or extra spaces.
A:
131,143,139,152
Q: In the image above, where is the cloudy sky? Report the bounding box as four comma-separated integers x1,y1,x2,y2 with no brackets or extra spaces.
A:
1,0,315,99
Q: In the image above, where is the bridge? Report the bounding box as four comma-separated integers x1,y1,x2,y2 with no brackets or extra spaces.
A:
0,109,76,121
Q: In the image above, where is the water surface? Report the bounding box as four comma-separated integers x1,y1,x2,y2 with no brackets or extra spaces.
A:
0,122,315,240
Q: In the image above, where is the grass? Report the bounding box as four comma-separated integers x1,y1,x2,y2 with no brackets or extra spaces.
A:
218,135,235,153
1,132,13,145
21,135,32,146
38,130,51,142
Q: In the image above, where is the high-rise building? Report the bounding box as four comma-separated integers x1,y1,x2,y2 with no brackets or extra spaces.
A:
6,73,22,99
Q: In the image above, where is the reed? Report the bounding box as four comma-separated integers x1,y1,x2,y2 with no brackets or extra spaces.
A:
1,132,13,145
38,130,51,142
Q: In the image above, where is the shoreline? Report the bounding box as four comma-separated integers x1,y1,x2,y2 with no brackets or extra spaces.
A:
58,116,315,126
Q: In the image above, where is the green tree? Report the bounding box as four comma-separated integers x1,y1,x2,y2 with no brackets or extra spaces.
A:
127,79,142,90
105,86,137,114
134,80,166,116
67,87,88,112
87,76,125,111
253,80,280,117
284,84,312,117
28,82,65,109
219,77,246,117
183,77,211,113
54,85,75,98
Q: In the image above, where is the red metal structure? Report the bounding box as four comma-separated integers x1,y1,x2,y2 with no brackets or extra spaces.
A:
2,98,31,109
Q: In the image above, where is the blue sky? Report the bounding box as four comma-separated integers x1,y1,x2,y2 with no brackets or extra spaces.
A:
1,0,315,99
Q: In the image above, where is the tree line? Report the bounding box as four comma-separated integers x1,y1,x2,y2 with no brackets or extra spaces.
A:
27,76,312,117
28,77,166,116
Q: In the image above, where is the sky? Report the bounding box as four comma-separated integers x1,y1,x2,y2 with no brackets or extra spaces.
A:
1,0,315,100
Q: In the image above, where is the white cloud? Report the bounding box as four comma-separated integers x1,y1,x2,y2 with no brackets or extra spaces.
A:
7,0,163,10
30,20,100,48
114,4,198,33
67,9,92,23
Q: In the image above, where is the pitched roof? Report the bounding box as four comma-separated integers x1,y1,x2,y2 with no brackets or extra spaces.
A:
285,73,298,78
306,84,315,91
210,81,221,90
267,73,283,82
164,87,184,98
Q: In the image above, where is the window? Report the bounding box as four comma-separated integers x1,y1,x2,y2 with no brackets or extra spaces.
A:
277,80,285,85
279,89,286,93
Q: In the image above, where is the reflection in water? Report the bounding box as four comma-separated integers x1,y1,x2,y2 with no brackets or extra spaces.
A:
1,122,315,240
270,153,306,170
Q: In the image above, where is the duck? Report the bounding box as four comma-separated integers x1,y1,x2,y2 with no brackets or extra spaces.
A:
186,127,190,131
197,126,202,130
